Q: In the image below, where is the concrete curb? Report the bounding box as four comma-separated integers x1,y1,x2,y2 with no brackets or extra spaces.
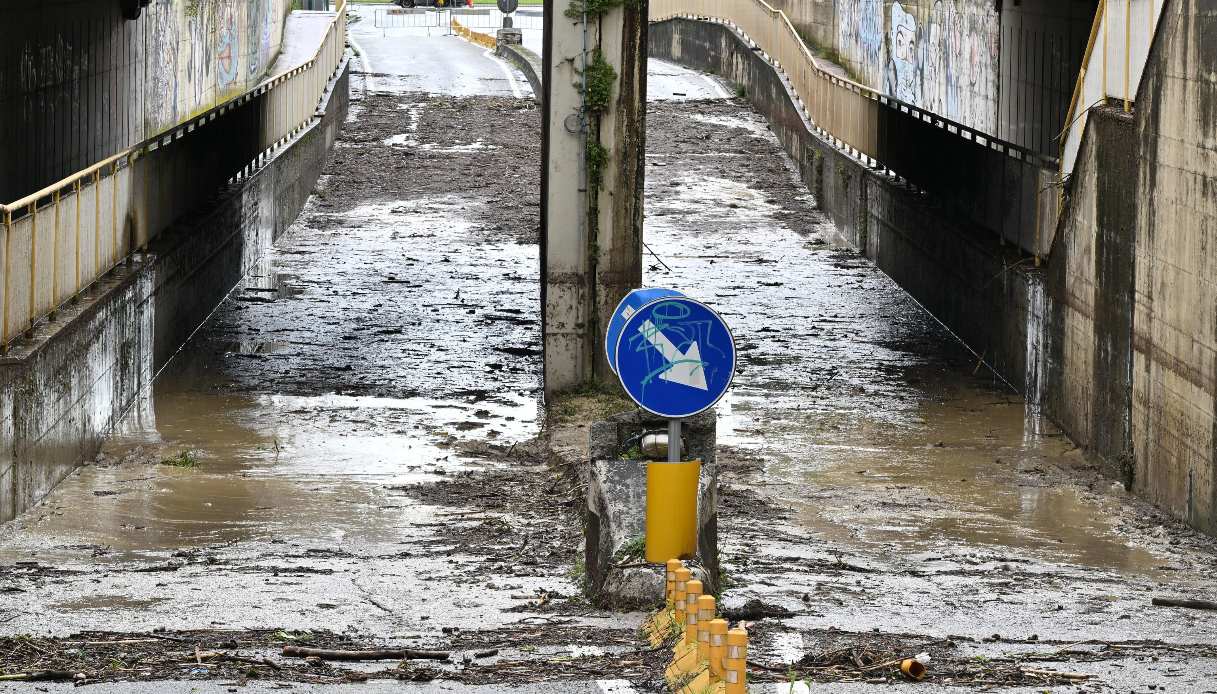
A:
497,42,542,104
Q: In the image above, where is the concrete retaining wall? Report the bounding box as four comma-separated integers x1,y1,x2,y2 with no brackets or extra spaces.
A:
0,60,350,523
649,17,1033,391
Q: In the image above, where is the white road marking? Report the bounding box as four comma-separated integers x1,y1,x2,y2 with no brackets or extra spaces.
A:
483,49,525,99
348,33,374,74
701,73,731,99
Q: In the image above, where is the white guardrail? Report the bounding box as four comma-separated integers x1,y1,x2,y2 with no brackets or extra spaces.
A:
1059,0,1166,180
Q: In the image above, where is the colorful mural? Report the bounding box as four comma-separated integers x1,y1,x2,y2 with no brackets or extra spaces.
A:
834,0,1000,135
142,0,289,137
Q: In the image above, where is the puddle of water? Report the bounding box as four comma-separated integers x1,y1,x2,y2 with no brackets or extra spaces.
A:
777,390,1162,573
52,595,169,611
384,134,497,153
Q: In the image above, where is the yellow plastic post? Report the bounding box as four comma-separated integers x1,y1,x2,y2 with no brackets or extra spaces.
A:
696,595,715,662
647,558,685,645
667,578,703,681
724,628,748,694
666,558,682,603
682,580,703,650
709,619,729,681
673,567,690,625
645,460,701,563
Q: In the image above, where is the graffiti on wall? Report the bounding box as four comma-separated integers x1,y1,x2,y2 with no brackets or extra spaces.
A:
147,2,181,130
216,4,240,88
143,0,288,136
835,0,999,135
887,3,919,102
837,0,885,88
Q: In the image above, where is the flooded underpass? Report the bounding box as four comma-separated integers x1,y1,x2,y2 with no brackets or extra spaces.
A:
642,99,1217,691
3,19,1217,693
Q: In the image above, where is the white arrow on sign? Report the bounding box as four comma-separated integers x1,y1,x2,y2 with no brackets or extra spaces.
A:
638,320,708,390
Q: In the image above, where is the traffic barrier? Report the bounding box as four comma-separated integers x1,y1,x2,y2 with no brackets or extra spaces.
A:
645,559,748,693
708,619,728,680
451,17,497,50
724,628,748,694
672,566,691,627
666,579,702,682
643,558,685,647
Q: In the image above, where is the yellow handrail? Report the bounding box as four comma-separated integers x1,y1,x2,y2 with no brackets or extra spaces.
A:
1,0,348,214
0,0,348,345
1059,0,1108,156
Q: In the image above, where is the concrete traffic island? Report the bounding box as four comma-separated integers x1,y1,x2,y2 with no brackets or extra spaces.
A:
583,409,719,608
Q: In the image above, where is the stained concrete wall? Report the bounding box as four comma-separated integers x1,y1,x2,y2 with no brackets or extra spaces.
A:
0,0,290,202
995,0,1217,534
1129,0,1217,531
0,59,349,523
1042,108,1137,485
761,0,837,58
798,0,1001,134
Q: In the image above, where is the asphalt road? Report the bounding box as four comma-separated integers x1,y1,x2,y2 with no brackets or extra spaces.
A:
347,4,533,96
346,4,730,100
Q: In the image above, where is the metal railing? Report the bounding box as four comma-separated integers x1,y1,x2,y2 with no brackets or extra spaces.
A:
1060,0,1167,179
649,0,1057,257
653,0,882,160
0,1,347,348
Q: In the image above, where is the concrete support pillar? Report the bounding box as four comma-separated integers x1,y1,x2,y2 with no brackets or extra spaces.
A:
541,0,647,397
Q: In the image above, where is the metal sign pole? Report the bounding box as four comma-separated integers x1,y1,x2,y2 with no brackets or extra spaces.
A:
668,419,680,463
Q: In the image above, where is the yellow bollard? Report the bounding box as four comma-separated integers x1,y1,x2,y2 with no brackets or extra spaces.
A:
645,460,701,563
666,558,682,603
666,579,704,682
709,619,729,681
696,595,716,662
682,580,703,650
724,628,748,694
671,574,700,662
674,598,717,694
673,567,690,626
645,559,685,647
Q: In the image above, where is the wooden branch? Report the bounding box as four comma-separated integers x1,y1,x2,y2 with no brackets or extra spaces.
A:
1152,597,1217,611
281,645,450,661
0,671,75,682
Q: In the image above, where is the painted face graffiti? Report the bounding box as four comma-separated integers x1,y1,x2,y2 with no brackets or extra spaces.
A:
887,2,920,103
216,6,239,87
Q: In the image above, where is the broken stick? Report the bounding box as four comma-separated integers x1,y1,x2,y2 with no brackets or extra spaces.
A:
0,671,75,682
1152,597,1217,611
281,645,450,661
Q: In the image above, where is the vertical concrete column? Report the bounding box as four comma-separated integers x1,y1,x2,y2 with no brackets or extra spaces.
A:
592,3,647,380
541,0,646,397
542,0,594,396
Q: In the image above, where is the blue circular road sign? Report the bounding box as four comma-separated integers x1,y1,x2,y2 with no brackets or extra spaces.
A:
605,287,684,375
614,296,736,419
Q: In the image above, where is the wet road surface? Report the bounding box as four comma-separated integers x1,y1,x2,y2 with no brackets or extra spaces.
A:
347,5,533,97
3,11,1217,694
642,99,1217,691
